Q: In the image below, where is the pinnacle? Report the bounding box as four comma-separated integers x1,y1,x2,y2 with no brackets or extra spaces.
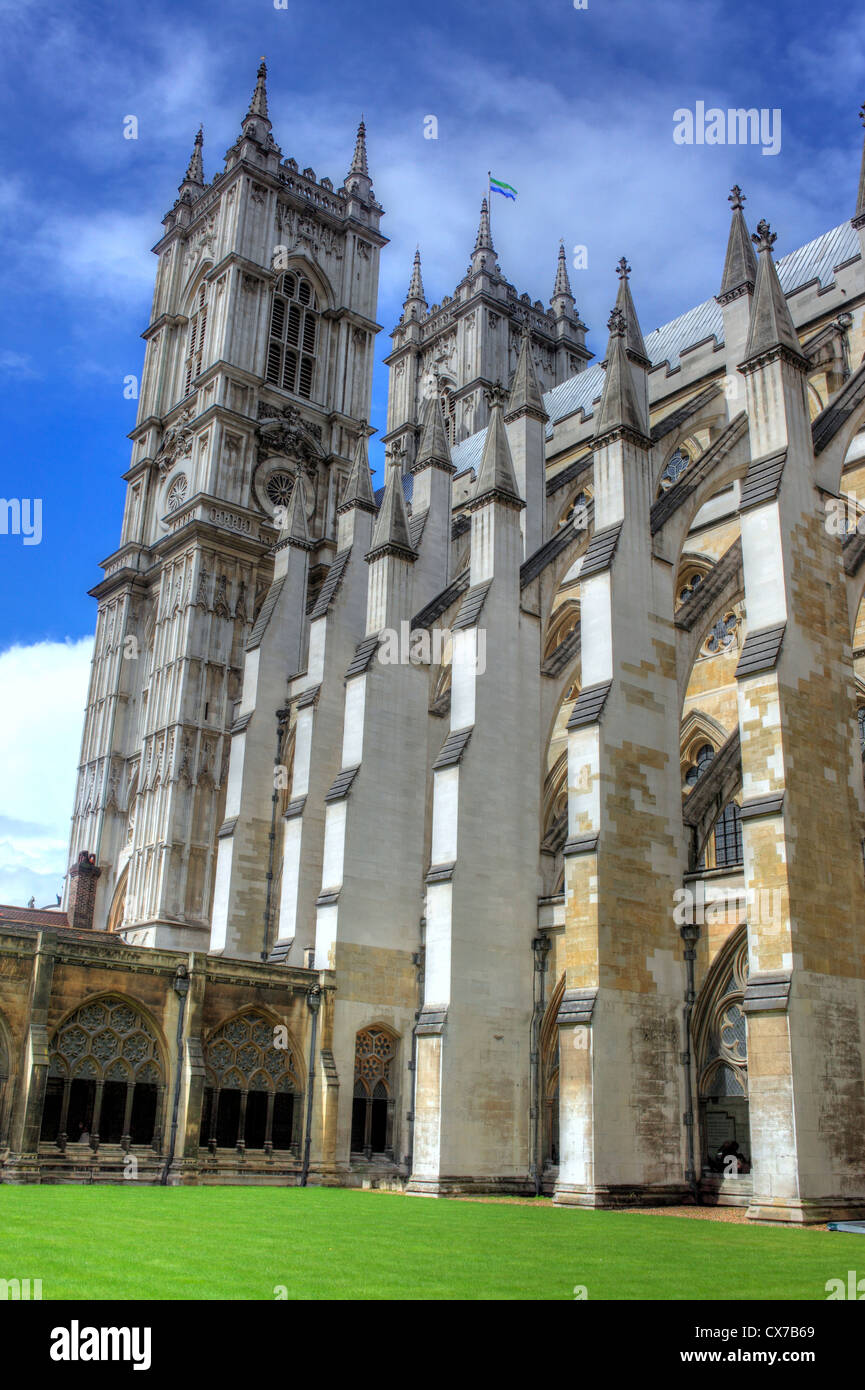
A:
718,185,757,301
595,305,648,439
506,330,547,420
247,58,269,121
613,257,649,363
416,394,452,468
552,241,573,302
744,220,804,361
473,197,494,254
341,426,377,511
474,387,521,503
370,454,415,555
405,247,426,304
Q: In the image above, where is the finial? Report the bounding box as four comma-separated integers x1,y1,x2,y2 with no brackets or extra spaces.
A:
246,58,269,121
484,382,508,410
607,306,627,336
752,219,777,254
729,184,745,211
616,256,631,281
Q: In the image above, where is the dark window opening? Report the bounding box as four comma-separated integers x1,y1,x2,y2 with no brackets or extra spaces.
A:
245,1091,269,1150
100,1081,128,1143
40,1077,65,1142
130,1082,158,1145
67,1079,96,1143
215,1089,241,1148
272,1094,295,1151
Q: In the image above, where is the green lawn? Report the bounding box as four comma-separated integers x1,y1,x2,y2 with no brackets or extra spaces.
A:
0,1186,859,1300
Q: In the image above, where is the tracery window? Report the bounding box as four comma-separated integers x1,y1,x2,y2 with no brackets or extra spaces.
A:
702,612,738,656
39,995,165,1151
199,1010,302,1154
678,571,703,605
659,448,691,491
685,742,715,787
694,930,749,1172
350,1026,397,1159
184,283,208,396
266,272,318,400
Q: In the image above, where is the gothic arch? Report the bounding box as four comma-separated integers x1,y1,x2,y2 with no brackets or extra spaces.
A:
653,428,713,499
200,1006,303,1154
813,360,865,494
658,425,752,574
40,993,168,1150
692,924,750,1172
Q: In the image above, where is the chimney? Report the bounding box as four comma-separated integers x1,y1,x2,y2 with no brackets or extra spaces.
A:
66,852,101,931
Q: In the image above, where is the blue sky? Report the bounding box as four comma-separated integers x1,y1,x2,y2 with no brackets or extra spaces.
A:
1,0,864,904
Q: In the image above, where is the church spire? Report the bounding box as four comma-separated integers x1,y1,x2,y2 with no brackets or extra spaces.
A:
474,386,521,503
718,185,758,303
855,101,865,224
369,453,416,557
474,197,494,254
595,308,648,439
345,115,373,203
613,257,649,363
743,220,805,363
247,58,269,122
349,116,369,177
404,248,427,311
551,241,574,310
179,127,204,195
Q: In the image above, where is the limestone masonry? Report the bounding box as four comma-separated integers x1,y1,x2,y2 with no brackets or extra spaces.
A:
2,65,865,1218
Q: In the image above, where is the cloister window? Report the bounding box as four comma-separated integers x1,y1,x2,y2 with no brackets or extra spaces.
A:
184,283,208,395
199,1010,302,1154
350,1026,397,1159
713,800,743,869
266,272,318,400
39,996,165,1151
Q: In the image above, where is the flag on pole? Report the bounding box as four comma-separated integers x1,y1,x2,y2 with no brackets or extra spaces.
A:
489,176,517,201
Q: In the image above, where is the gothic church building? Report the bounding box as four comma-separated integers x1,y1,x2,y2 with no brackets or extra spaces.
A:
3,64,865,1221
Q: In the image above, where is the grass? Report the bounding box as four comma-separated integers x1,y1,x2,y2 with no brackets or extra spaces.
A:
0,1186,860,1300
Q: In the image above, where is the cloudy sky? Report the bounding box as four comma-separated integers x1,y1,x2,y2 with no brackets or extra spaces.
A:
1,0,863,906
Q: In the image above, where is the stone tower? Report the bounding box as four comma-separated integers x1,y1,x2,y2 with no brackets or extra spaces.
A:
65,62,385,950
383,206,591,470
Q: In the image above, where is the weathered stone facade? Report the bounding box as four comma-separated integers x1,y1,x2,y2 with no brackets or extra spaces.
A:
4,68,865,1216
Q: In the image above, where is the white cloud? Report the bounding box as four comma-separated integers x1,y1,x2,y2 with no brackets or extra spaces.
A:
0,638,93,908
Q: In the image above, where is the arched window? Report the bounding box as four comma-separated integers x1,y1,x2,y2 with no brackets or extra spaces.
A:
685,743,715,787
199,1010,302,1155
266,272,319,400
39,995,165,1151
350,1026,397,1160
693,929,750,1176
659,448,691,491
713,801,743,869
184,283,208,395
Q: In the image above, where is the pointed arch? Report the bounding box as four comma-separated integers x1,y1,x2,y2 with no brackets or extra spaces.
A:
350,1023,399,1161
692,923,750,1175
199,1006,303,1154
40,993,168,1150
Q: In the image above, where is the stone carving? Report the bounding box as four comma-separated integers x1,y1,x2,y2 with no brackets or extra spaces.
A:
156,408,195,476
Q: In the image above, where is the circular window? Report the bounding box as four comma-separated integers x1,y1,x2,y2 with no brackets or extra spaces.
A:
166,474,188,512
265,471,295,509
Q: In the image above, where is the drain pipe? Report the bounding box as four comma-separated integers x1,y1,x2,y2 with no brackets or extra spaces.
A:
261,707,290,961
680,921,701,1205
300,985,321,1187
160,963,190,1186
406,921,425,1178
530,935,551,1197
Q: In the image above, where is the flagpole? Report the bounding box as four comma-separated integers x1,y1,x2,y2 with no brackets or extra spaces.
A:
487,169,491,240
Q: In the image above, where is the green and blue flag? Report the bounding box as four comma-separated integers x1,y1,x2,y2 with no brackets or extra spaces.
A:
489,176,517,201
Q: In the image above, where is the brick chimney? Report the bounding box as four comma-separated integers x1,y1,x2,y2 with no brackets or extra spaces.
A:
66,851,102,931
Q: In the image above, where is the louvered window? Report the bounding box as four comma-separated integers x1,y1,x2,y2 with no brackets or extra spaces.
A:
265,273,319,399
184,284,208,395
